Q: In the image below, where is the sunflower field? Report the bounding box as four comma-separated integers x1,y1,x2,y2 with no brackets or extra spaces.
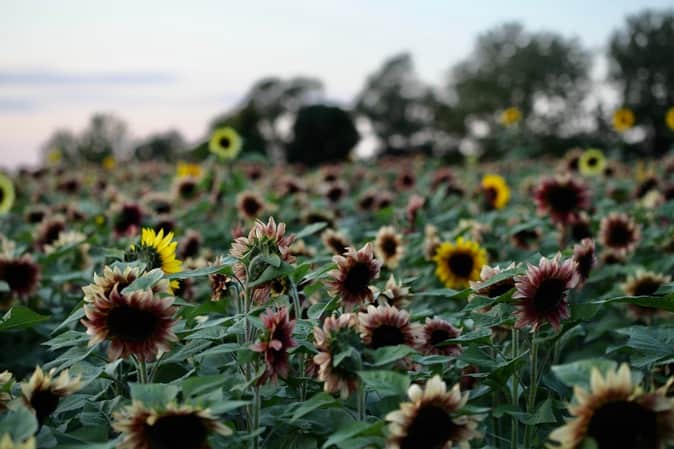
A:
1,139,674,449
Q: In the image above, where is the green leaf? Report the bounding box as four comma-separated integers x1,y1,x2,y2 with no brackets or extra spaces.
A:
0,305,49,331
295,222,328,240
248,262,295,288
181,374,229,397
321,421,385,449
168,260,235,279
290,392,338,422
128,383,178,408
358,370,410,397
0,280,9,292
591,293,674,312
551,358,617,389
121,268,165,294
367,345,417,367
0,406,38,441
522,397,557,424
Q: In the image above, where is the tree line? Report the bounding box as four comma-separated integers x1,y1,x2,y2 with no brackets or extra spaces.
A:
42,9,674,166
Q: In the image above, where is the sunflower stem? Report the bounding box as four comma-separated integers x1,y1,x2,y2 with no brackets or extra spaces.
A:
252,384,261,449
525,331,539,448
137,358,148,384
357,385,367,421
511,328,520,449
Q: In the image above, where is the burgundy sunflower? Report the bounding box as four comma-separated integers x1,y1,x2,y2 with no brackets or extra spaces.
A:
374,226,405,269
250,307,297,383
572,238,596,286
321,229,351,256
359,305,421,350
313,313,362,399
236,191,265,220
0,254,41,300
533,175,590,225
327,243,381,310
20,366,81,427
113,203,144,237
378,275,411,309
599,212,641,260
81,285,177,361
513,255,580,331
419,317,461,356
469,262,518,299
622,270,672,322
385,375,480,449
113,401,231,449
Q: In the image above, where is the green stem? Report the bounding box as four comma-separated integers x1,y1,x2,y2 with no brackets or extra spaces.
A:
252,385,261,449
511,328,520,449
137,358,148,384
357,385,367,421
525,331,539,448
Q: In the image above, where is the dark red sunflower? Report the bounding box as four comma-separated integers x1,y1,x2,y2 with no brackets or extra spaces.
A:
250,307,297,383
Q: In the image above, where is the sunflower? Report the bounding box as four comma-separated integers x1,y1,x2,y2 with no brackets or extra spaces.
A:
113,401,231,449
378,275,411,309
21,366,81,427
513,254,579,331
327,243,381,310
313,313,362,399
131,228,183,292
209,126,242,160
423,224,441,261
433,238,487,290
548,364,674,449
82,265,169,304
35,215,66,250
572,238,596,286
359,305,421,350
173,177,199,201
176,161,203,179
177,230,202,260
250,307,297,383
0,434,35,449
82,285,177,361
374,226,405,269
613,107,635,132
622,270,672,322
469,262,518,299
500,106,522,126
236,191,265,220
385,375,480,449
0,173,15,214
562,148,584,172
578,149,607,176
113,203,144,237
667,107,674,131
101,155,116,171
419,317,461,356
321,229,351,256
0,370,14,411
0,254,41,300
598,212,641,260
481,174,510,209
533,175,591,225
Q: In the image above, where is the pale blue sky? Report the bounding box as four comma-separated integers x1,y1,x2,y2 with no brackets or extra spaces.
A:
1,0,671,167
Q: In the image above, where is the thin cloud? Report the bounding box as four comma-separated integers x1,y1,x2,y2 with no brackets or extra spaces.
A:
0,97,37,113
0,70,178,86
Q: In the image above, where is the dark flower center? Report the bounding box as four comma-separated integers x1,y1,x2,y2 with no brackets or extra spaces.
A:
632,279,663,296
485,279,515,298
380,236,398,258
106,304,160,342
242,197,262,217
328,238,348,255
571,221,592,242
145,413,208,449
43,222,65,246
178,180,197,198
606,222,633,247
343,262,372,294
587,400,657,449
575,253,594,280
533,278,567,313
30,389,60,427
568,157,580,171
484,187,498,207
2,260,39,295
154,202,171,215
430,329,451,346
327,186,344,203
180,237,200,259
400,174,414,187
400,404,458,449
447,252,474,278
218,136,231,148
546,184,579,213
587,156,598,167
513,229,539,248
0,188,4,204
359,195,375,210
115,205,142,233
27,210,46,223
371,324,405,349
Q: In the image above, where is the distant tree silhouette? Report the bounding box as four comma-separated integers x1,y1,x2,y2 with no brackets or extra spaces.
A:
286,104,359,166
133,130,186,161
609,9,674,155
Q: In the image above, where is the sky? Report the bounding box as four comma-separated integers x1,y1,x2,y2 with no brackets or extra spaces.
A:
1,0,671,168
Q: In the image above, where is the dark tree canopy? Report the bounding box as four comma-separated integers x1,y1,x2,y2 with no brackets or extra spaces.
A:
133,130,186,161
609,9,674,154
286,104,360,166
449,23,590,133
355,53,436,156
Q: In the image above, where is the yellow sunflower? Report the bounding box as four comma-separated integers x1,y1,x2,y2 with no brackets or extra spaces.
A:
578,148,607,176
433,237,488,289
133,228,183,292
0,434,36,449
500,106,522,126
102,155,116,171
0,173,15,214
47,148,62,165
209,127,242,160
613,107,635,132
176,161,203,179
666,107,674,131
481,174,510,209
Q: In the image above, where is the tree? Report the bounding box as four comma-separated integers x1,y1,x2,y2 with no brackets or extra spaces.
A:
78,113,130,162
41,129,79,163
608,9,674,155
448,23,590,151
286,105,359,166
133,130,186,162
354,53,436,156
